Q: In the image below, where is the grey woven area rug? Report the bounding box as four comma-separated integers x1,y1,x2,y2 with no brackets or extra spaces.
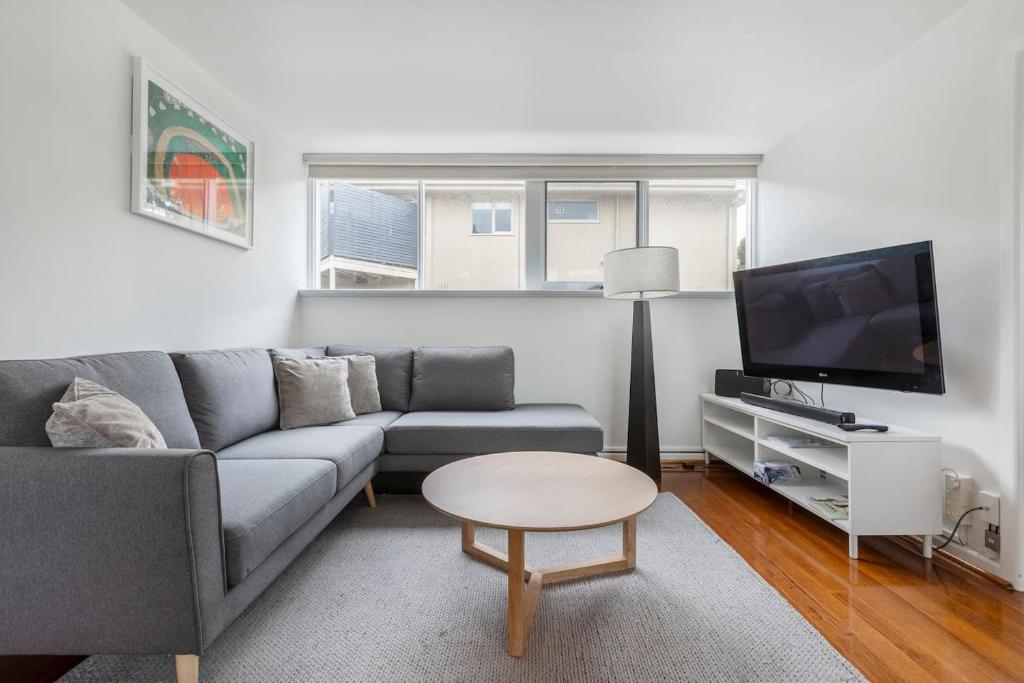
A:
62,493,862,682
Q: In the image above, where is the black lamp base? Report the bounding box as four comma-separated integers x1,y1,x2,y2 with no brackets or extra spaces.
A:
627,299,661,488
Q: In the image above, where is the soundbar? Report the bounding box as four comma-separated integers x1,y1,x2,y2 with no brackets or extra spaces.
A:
740,392,856,425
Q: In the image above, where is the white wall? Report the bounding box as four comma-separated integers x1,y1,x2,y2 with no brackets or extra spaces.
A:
759,0,1024,586
294,295,741,452
0,0,306,358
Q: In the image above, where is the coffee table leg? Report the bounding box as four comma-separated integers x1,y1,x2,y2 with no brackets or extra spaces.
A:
507,529,526,657
623,516,637,568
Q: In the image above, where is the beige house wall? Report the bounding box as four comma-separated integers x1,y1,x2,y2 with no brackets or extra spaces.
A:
546,188,637,282
423,188,524,290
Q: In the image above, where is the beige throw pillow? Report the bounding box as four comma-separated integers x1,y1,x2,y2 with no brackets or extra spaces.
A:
339,354,382,415
46,377,167,449
273,356,355,429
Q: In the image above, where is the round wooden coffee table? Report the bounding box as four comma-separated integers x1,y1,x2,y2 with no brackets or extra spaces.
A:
422,451,658,657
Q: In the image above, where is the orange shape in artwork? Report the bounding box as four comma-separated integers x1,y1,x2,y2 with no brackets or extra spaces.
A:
167,153,234,223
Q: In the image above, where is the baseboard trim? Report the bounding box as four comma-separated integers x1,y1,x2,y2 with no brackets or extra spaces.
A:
892,535,1014,591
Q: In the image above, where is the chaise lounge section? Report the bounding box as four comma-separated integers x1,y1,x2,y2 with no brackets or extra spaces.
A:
0,343,602,681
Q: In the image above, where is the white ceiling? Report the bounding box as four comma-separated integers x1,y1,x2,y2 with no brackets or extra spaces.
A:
123,0,966,154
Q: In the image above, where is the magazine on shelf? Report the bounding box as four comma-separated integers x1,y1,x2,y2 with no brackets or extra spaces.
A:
753,461,802,485
807,496,849,521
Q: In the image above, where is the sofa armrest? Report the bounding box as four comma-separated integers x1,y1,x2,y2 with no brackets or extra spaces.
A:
0,447,226,655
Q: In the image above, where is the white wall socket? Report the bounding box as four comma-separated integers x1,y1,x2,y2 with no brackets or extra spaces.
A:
944,474,973,521
977,490,1000,527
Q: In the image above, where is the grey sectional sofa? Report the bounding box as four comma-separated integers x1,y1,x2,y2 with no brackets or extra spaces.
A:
0,343,602,680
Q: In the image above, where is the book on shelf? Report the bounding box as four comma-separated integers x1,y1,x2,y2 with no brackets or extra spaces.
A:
807,496,849,521
753,461,801,485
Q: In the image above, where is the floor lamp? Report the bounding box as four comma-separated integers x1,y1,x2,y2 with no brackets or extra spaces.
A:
603,247,680,488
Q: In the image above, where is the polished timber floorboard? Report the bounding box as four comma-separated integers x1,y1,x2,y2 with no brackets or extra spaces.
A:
4,463,1024,682
663,463,1024,682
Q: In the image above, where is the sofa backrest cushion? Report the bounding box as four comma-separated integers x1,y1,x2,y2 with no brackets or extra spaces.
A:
326,345,413,412
0,351,200,448
268,346,326,360
409,346,515,412
171,348,278,451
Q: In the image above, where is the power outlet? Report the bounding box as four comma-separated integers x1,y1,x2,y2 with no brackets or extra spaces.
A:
944,474,973,521
977,490,1000,527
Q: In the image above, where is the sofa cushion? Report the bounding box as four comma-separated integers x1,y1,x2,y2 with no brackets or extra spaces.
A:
385,403,602,456
218,459,336,586
45,378,167,449
337,410,403,429
326,345,412,412
409,346,515,411
216,424,384,488
268,346,327,360
336,355,382,415
0,351,200,448
273,356,355,429
171,348,278,451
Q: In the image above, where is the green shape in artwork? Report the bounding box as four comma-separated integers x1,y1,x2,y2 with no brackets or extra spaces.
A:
146,80,248,234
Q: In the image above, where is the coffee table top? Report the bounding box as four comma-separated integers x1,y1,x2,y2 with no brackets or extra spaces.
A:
422,451,659,532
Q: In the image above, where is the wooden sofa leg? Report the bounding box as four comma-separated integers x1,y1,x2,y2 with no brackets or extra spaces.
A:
175,654,198,683
364,482,377,508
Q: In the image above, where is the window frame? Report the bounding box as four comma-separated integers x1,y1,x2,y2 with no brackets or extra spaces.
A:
304,155,759,296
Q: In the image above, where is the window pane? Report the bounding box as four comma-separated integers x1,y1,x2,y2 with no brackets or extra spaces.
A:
548,200,599,222
648,179,750,291
471,203,493,234
494,203,513,232
424,182,524,289
317,180,419,289
546,182,636,283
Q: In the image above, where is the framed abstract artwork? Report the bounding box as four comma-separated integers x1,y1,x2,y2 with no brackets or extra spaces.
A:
131,58,254,248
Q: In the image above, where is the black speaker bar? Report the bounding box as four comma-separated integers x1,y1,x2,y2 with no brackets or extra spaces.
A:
739,392,856,425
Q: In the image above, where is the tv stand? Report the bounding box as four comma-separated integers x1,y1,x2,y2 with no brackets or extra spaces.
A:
700,393,941,559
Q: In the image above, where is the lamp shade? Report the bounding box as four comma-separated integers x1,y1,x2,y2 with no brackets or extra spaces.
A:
603,246,680,299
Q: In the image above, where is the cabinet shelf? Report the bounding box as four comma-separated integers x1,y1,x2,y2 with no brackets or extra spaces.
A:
700,393,941,560
758,437,849,480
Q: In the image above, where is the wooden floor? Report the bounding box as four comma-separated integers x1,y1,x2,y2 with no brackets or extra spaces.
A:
4,463,1024,682
663,462,1024,682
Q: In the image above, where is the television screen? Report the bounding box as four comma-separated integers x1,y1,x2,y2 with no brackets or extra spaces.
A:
733,241,944,394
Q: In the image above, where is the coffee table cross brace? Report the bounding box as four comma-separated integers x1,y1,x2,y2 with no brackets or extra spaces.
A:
461,517,638,657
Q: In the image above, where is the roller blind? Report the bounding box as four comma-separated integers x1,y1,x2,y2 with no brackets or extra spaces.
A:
304,154,760,180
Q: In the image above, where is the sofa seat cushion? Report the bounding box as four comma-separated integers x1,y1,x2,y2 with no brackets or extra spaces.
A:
216,424,384,488
218,459,336,587
335,410,404,429
385,403,603,456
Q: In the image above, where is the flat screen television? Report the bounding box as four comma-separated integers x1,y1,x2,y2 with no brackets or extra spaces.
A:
733,241,944,394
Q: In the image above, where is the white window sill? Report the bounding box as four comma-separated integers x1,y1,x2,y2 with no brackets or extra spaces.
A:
298,289,734,299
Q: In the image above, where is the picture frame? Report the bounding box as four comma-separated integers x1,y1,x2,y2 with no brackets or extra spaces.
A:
131,57,254,249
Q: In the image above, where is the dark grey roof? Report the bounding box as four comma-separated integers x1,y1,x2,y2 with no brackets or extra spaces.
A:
320,183,418,269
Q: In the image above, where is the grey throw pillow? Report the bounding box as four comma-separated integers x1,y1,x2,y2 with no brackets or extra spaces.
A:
45,377,167,449
273,357,355,429
338,354,382,415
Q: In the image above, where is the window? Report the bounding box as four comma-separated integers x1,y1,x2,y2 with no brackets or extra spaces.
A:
306,156,758,293
545,182,637,283
548,200,599,222
315,180,418,290
648,179,752,291
424,182,523,289
472,202,514,234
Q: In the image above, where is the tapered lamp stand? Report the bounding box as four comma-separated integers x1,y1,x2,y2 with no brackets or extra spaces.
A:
603,246,678,490
628,299,661,489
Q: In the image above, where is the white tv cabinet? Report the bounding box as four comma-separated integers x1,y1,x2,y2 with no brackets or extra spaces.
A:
699,393,942,559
